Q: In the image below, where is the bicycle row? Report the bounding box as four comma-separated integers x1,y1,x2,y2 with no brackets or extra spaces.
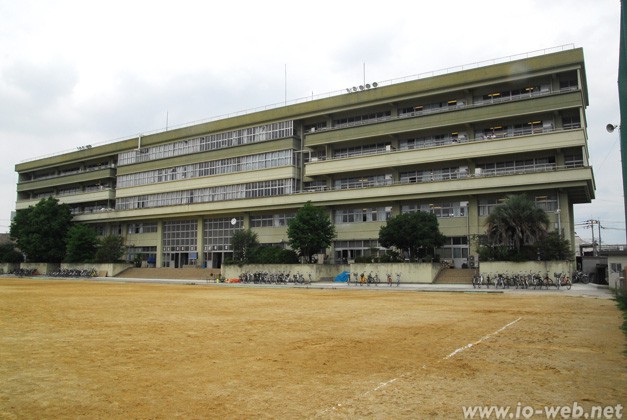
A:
239,271,312,285
49,268,98,278
348,272,402,287
472,271,575,290
7,268,39,277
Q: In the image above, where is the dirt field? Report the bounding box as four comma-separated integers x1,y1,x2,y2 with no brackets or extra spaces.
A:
0,278,624,419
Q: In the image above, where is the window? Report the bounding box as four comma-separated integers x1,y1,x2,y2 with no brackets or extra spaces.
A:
400,167,466,184
334,174,392,190
250,213,295,228
335,207,391,224
203,217,243,251
534,194,558,212
402,202,466,218
128,222,157,234
562,115,581,129
478,198,502,217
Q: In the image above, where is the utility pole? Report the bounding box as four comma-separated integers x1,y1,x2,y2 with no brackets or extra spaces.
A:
582,219,601,256
589,220,597,256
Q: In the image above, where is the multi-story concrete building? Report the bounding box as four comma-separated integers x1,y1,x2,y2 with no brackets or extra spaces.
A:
14,47,595,269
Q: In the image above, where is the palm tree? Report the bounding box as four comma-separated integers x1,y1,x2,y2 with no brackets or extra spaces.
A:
485,194,549,251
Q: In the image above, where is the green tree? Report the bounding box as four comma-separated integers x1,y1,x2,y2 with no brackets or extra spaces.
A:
95,235,125,263
533,231,574,261
10,197,73,262
231,229,259,263
287,202,336,263
0,243,24,263
65,224,99,263
485,194,549,252
378,211,446,261
251,246,299,264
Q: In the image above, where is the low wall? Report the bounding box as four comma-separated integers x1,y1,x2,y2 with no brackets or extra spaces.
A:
222,264,350,282
223,262,441,284
59,263,133,277
1,262,133,277
0,263,21,274
478,260,573,277
20,263,59,275
349,263,440,284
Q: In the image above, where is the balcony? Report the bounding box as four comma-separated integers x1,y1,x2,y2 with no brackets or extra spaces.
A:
17,167,116,192
304,90,583,148
16,189,116,211
305,128,586,177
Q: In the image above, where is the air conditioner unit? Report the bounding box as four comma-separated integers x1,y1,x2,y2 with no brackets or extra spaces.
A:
474,168,483,176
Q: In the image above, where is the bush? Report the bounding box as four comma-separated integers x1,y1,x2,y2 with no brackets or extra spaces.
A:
0,243,24,263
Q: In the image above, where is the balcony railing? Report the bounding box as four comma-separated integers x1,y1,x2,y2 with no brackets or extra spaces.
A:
307,125,582,162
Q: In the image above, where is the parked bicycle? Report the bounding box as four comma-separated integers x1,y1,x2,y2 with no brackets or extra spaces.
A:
572,270,590,284
554,272,572,290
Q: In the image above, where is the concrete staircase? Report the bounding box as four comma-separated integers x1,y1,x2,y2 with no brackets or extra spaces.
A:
433,268,474,284
116,267,221,281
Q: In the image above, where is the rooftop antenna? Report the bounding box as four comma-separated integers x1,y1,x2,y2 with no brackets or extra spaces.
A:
165,111,169,131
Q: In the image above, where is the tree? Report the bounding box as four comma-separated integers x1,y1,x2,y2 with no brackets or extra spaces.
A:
287,202,336,263
379,211,446,261
10,197,73,262
95,235,125,263
0,243,24,263
65,224,99,263
485,194,549,252
231,229,259,263
533,231,574,261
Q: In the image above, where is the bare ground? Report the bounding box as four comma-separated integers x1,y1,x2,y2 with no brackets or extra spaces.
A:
0,278,624,419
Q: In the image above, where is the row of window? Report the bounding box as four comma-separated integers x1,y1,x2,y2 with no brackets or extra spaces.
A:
402,202,467,218
400,167,467,184
333,142,390,159
334,174,393,190
115,179,296,210
250,213,295,228
333,111,391,128
334,207,392,224
476,157,556,176
117,120,293,166
117,150,293,188
128,223,158,234
478,194,558,216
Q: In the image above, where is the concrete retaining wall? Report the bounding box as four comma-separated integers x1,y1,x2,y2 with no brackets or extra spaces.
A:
223,262,441,283
1,262,132,277
478,260,573,277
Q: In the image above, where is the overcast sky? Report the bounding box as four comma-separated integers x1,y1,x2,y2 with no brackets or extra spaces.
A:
0,0,623,244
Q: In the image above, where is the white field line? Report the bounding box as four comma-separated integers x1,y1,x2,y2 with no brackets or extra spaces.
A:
443,317,522,360
317,317,523,416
